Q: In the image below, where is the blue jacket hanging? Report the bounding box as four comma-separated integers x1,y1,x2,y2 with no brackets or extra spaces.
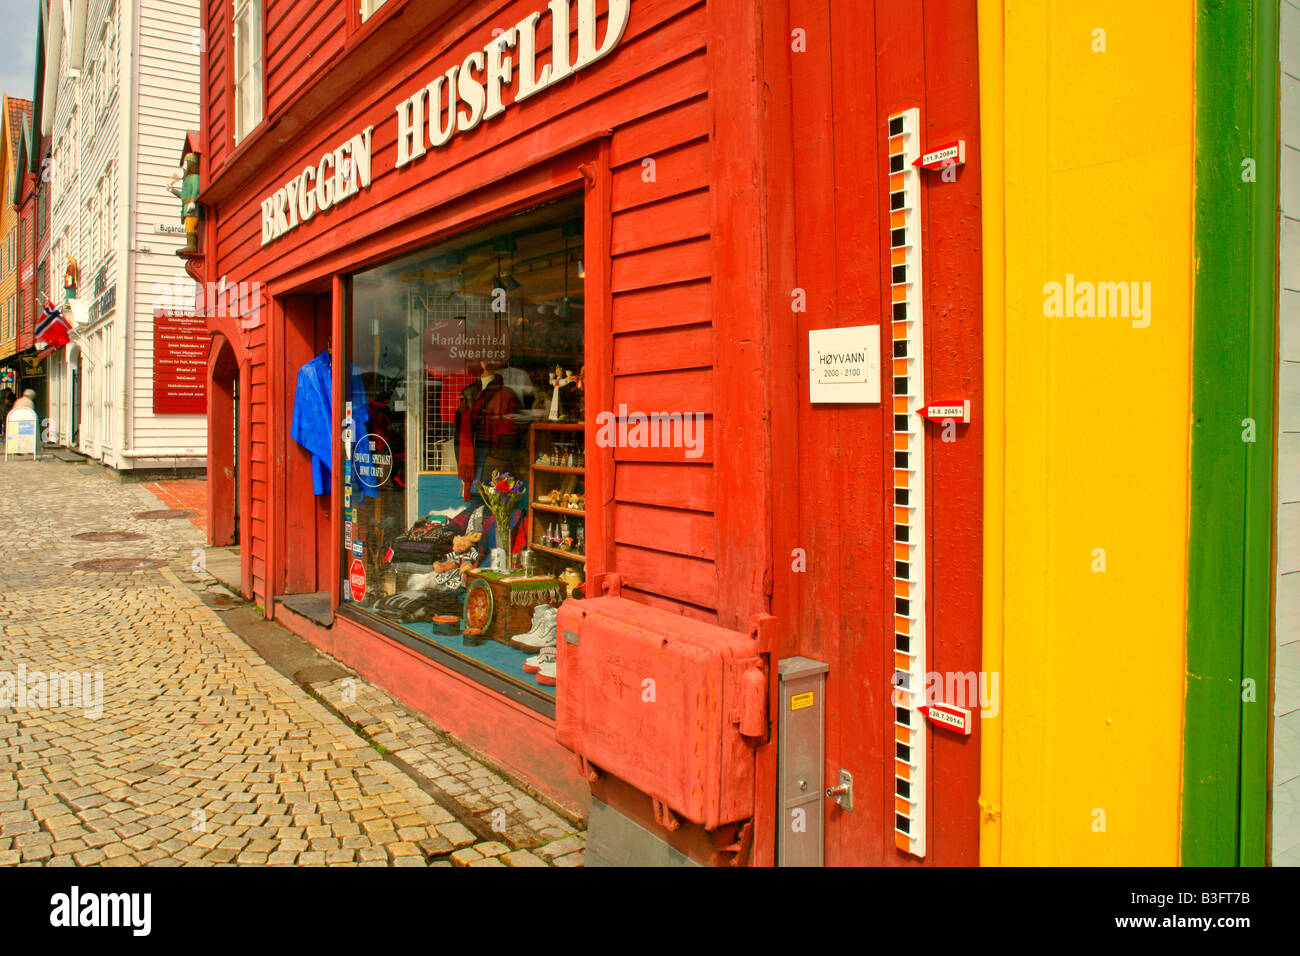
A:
290,349,372,496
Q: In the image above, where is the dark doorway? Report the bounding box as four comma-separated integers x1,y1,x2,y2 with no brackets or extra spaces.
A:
280,293,334,596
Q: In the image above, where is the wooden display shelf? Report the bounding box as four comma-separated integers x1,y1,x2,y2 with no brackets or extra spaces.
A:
529,424,587,574
532,502,586,517
531,543,587,562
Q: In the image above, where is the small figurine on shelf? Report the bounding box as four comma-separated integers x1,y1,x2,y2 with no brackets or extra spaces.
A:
571,366,586,422
548,366,578,421
559,567,584,599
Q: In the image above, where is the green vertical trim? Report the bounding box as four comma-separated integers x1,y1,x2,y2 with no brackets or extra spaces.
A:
1184,0,1279,867
1238,0,1279,869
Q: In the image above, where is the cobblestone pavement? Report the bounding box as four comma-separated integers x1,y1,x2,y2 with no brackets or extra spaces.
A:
0,456,584,866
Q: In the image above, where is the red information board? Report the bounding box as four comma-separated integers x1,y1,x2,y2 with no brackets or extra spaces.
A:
153,311,208,414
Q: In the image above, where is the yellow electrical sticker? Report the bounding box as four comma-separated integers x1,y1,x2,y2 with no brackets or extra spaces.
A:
791,691,815,711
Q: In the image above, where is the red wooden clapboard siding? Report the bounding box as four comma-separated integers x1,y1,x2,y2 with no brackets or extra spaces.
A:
613,367,712,413
205,2,228,167
614,461,713,510
609,93,709,164
611,189,710,254
264,2,348,116
612,280,709,333
609,235,710,292
611,323,711,374
614,503,714,559
613,544,715,607
620,586,718,624
609,139,712,212
612,426,712,463
913,0,982,866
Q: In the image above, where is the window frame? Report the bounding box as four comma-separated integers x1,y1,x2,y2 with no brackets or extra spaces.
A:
104,4,118,90
359,0,390,23
231,0,264,145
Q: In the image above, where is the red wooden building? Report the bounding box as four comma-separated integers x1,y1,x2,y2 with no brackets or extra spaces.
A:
11,123,51,405
195,0,983,866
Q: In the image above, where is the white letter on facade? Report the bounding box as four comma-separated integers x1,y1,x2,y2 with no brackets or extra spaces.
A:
457,51,486,132
316,154,335,211
428,67,460,148
575,0,629,70
349,127,374,190
547,0,573,84
260,196,275,246
515,12,552,102
299,166,316,222
484,29,517,121
395,88,427,168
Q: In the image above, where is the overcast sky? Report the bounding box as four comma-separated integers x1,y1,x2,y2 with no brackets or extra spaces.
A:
0,0,39,105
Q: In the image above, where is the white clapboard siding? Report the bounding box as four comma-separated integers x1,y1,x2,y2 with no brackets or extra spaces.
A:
41,0,204,467
130,0,205,458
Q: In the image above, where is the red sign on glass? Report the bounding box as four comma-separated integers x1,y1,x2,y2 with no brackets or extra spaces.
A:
153,311,208,414
349,558,367,602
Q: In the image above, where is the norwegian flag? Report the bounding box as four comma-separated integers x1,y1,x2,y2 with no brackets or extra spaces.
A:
35,300,71,356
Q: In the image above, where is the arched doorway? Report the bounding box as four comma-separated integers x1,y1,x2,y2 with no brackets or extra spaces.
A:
208,334,241,550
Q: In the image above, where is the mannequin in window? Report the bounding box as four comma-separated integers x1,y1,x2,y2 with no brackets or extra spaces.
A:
455,361,523,499
548,365,579,421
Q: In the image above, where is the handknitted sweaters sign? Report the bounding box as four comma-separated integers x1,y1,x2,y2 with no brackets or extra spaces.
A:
260,0,631,248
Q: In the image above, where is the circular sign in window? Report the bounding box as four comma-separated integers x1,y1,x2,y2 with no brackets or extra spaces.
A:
354,433,393,488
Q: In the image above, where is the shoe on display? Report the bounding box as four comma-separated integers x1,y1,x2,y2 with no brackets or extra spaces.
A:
523,644,556,675
536,647,558,687
511,604,558,650
514,614,558,652
509,603,553,643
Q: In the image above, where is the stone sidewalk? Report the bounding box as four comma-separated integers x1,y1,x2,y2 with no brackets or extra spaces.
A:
0,455,584,866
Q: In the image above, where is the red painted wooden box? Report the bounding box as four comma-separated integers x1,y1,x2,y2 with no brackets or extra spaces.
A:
555,596,767,831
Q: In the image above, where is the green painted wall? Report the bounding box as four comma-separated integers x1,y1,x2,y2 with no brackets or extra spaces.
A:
1183,0,1279,867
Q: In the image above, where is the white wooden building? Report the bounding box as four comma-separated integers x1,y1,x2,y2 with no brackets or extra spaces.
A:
38,0,204,471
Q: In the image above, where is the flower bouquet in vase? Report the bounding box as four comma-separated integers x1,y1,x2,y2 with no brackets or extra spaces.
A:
473,470,525,570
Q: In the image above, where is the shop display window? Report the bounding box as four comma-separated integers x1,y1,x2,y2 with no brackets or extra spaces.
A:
341,197,586,699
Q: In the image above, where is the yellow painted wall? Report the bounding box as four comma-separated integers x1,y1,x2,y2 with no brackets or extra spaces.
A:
978,1,1193,864
0,94,22,363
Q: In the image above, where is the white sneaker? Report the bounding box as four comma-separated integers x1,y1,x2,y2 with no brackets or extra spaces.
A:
508,603,551,642
523,644,556,674
536,648,557,686
512,605,558,650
